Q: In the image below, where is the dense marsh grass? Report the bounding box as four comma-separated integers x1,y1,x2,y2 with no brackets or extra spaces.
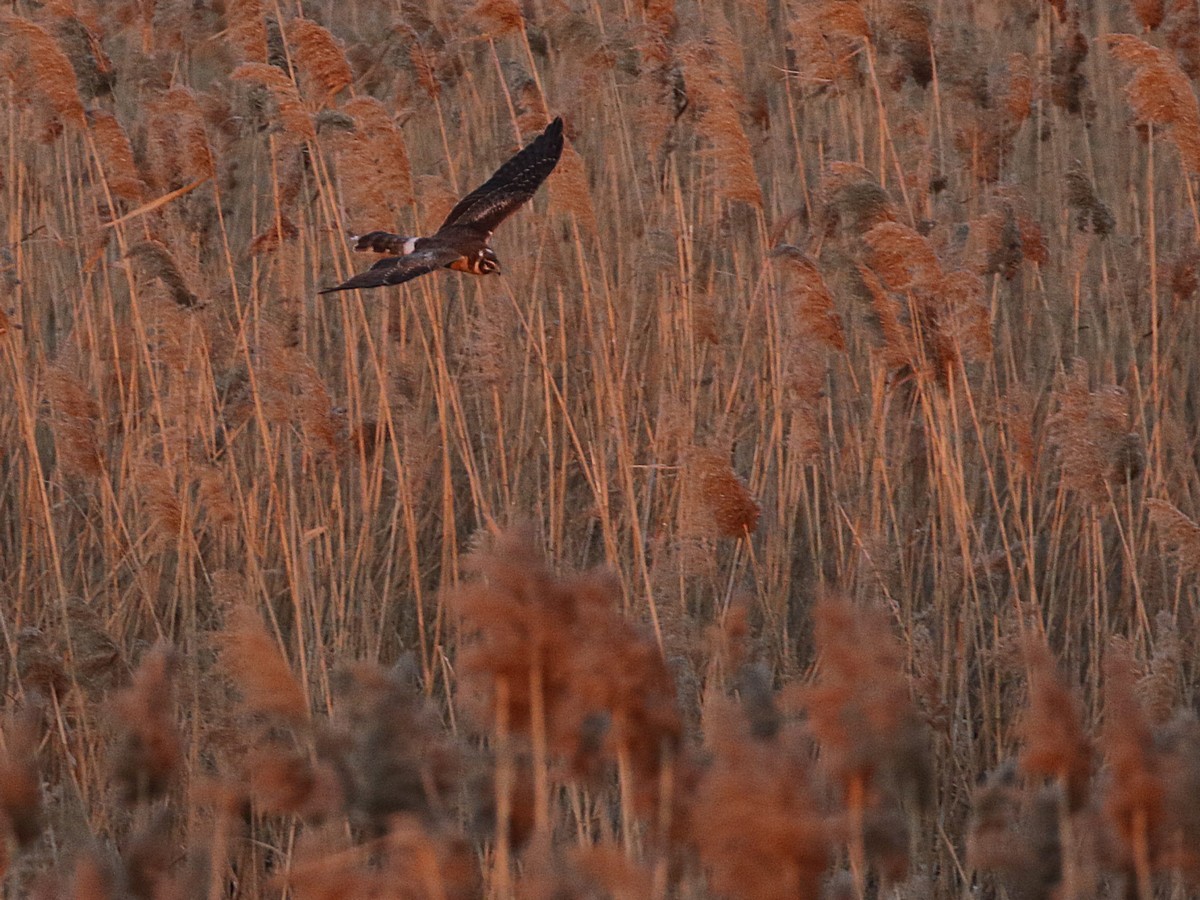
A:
2,0,1200,896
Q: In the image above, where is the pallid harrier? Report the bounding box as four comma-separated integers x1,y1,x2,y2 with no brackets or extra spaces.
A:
321,117,564,294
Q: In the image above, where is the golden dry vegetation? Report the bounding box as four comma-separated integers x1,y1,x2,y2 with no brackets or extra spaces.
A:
2,0,1200,897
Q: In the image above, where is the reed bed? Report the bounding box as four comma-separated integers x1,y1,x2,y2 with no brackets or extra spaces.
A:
2,0,1200,896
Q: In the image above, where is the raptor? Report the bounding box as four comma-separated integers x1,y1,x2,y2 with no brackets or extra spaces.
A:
321,117,564,294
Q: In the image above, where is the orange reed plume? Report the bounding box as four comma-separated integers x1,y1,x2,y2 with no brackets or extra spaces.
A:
691,692,830,900
801,595,931,894
451,527,681,822
110,645,182,803
1101,641,1165,899
1019,638,1092,811
682,447,761,538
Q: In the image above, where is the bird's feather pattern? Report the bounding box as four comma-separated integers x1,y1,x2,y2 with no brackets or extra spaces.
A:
351,231,416,255
438,118,564,235
320,118,564,293
319,245,463,294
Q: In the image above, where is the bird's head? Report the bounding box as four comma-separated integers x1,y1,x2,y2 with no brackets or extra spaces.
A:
477,247,501,275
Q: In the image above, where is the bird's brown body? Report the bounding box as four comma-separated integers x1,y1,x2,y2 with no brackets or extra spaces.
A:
321,118,564,294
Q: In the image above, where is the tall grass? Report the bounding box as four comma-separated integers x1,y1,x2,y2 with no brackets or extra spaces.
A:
2,0,1200,896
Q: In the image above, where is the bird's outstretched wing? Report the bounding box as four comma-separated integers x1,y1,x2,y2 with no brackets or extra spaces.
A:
438,117,564,236
319,245,463,294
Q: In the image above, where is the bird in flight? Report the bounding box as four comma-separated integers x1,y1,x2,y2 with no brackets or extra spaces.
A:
321,117,564,294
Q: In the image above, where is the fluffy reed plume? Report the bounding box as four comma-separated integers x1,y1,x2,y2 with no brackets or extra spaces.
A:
771,246,846,353
223,0,267,62
1050,10,1090,116
878,1,932,89
64,598,125,693
863,221,941,291
334,96,414,231
292,361,342,458
0,14,86,136
49,12,113,100
1165,0,1200,77
126,240,201,308
1108,33,1200,173
549,141,596,236
249,215,299,254
323,662,461,832
1100,642,1165,891
1048,361,1144,503
1002,52,1035,125
770,246,845,461
1132,0,1166,30
1155,711,1200,881
470,0,527,35
451,528,680,811
863,221,991,381
1018,639,1092,810
680,31,763,207
408,41,443,100
630,0,681,170
966,198,1048,279
232,62,316,140
287,18,352,102
144,86,217,189
517,844,653,900
682,448,761,537
1138,611,1181,725
15,628,68,697
817,164,896,238
1064,162,1116,235
279,817,477,900
241,743,338,821
788,0,867,91
951,52,1034,182
86,110,146,202
55,848,120,900
221,604,310,726
1145,498,1200,577
858,265,913,373
45,365,105,479
133,460,185,552
460,301,515,390
692,695,830,900
110,645,181,802
802,596,930,888
643,0,677,45
0,708,43,857
966,765,1065,900
804,598,931,794
1167,245,1199,308
122,809,178,900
